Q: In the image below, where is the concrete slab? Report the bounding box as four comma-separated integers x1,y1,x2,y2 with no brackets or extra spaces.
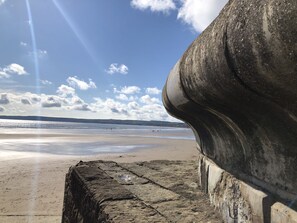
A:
62,160,222,223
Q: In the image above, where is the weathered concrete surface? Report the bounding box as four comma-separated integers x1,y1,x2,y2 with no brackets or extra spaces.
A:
62,160,221,223
163,0,297,214
271,202,297,223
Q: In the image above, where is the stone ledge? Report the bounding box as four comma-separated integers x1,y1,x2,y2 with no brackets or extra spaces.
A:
62,160,221,223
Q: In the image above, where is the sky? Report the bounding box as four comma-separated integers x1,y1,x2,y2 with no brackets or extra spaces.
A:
0,0,227,121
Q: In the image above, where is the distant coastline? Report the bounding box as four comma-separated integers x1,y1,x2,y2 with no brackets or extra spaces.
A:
0,115,187,128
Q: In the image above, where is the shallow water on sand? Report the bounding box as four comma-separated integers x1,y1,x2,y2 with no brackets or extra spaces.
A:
0,119,195,155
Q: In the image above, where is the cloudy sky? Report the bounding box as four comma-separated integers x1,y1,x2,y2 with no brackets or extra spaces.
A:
0,0,227,121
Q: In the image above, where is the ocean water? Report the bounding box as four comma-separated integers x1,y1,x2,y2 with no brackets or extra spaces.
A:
0,119,195,156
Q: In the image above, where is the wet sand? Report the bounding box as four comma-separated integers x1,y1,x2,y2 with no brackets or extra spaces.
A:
0,133,198,223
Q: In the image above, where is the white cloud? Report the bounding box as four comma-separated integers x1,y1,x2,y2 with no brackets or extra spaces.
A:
106,63,128,75
128,95,139,101
146,87,161,95
69,95,84,105
37,49,48,57
128,101,140,110
0,83,174,120
0,91,92,117
70,103,92,112
67,76,97,90
0,0,6,6
90,89,171,120
140,94,161,104
90,85,174,120
120,86,141,95
6,63,27,75
106,99,128,115
177,0,228,32
115,94,139,102
131,0,176,13
116,94,129,101
39,93,92,111
140,103,169,120
92,98,129,116
0,63,27,78
21,98,31,105
29,49,48,58
56,84,75,97
131,0,227,32
41,96,62,108
0,94,9,104
24,92,41,103
0,71,9,78
41,80,52,85
20,41,28,47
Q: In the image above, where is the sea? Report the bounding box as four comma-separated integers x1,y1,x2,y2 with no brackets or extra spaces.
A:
0,119,195,156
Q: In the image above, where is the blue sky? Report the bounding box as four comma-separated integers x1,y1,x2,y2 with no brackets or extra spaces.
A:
0,0,227,121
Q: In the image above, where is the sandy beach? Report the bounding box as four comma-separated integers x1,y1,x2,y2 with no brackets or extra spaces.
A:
0,132,198,223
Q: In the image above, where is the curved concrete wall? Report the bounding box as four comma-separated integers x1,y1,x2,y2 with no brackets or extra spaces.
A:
163,0,297,202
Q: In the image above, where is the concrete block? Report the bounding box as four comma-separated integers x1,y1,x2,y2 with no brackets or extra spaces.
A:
240,182,273,223
208,162,224,194
271,202,297,223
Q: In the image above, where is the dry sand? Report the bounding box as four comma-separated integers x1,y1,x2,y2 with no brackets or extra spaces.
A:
0,133,198,223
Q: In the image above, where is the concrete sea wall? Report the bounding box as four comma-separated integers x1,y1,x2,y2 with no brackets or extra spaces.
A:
163,0,297,222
